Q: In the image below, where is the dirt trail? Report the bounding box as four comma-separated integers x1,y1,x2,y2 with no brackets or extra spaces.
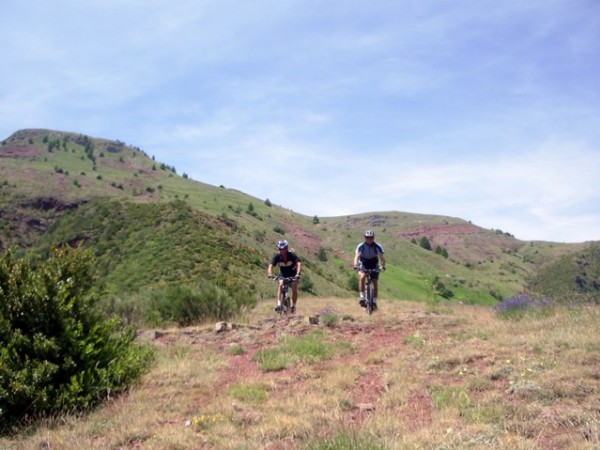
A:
139,304,442,431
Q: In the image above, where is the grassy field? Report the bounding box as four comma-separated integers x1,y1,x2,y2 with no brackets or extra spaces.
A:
2,297,598,449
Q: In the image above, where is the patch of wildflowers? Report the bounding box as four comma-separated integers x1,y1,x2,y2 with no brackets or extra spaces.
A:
186,412,229,430
495,293,553,317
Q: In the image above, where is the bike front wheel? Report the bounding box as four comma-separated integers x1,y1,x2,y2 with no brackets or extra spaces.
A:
366,281,374,315
279,290,290,315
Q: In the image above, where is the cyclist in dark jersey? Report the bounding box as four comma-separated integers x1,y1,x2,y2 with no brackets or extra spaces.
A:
353,230,386,309
267,240,302,313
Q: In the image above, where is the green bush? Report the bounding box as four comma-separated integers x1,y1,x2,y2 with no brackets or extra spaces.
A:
320,312,339,328
347,272,359,292
147,282,257,326
419,236,432,250
0,248,153,432
299,274,315,294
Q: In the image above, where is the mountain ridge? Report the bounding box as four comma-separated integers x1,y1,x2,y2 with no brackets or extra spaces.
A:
1,128,594,304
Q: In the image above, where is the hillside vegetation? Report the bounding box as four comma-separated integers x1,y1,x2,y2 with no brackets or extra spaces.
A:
1,128,597,309
528,242,600,303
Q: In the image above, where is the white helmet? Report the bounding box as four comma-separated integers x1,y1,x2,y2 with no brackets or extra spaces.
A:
364,230,375,237
277,239,289,249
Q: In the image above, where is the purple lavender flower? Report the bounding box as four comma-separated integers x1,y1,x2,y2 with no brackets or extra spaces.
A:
496,293,554,314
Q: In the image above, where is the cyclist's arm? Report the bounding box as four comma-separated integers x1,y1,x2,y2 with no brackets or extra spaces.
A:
267,263,274,277
353,243,362,267
379,254,386,268
295,261,302,276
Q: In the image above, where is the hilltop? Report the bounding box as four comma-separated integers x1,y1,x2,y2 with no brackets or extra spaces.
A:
1,128,596,305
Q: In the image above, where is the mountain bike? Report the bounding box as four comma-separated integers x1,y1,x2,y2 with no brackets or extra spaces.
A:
356,267,381,315
270,275,298,315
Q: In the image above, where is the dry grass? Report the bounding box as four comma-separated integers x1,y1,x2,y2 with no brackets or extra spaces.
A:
1,298,598,449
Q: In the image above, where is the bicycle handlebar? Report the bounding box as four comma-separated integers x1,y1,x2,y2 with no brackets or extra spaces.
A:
354,266,384,272
269,275,299,282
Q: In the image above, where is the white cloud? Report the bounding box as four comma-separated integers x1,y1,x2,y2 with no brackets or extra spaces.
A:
1,0,599,242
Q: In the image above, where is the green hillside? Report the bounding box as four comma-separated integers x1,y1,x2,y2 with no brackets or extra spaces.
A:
0,128,592,308
528,241,600,302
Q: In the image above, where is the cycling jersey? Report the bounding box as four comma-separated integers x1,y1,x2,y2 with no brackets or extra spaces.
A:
355,242,384,269
271,252,301,278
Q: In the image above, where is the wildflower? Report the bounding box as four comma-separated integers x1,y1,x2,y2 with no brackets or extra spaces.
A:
495,293,553,315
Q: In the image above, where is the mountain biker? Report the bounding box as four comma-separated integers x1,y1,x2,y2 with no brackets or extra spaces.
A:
267,239,302,313
353,230,386,310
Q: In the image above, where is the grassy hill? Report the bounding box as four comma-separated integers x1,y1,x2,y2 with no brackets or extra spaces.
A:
1,128,594,308
528,242,600,302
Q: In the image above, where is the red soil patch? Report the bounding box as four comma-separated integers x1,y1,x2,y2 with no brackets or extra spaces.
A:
0,144,41,158
282,217,323,256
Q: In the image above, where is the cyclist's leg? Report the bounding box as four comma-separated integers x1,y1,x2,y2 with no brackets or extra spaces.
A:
359,271,366,296
358,271,367,306
371,280,378,309
291,280,298,305
291,281,298,303
372,270,380,306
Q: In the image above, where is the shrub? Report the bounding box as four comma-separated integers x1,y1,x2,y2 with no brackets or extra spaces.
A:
419,236,432,251
320,312,339,328
273,226,286,235
147,282,257,326
0,248,153,431
299,273,315,294
317,247,328,262
430,275,454,301
347,272,359,292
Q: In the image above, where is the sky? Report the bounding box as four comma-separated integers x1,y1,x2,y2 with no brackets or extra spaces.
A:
2,0,599,243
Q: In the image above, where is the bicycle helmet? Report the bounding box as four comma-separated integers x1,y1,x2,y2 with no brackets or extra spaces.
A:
364,230,375,237
277,239,289,249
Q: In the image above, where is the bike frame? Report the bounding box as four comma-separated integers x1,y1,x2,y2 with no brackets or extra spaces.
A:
362,268,380,315
272,275,297,315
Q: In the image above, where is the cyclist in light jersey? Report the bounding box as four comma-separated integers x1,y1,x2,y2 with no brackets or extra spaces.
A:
353,230,386,309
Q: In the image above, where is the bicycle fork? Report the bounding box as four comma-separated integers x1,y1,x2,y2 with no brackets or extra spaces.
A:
278,285,290,314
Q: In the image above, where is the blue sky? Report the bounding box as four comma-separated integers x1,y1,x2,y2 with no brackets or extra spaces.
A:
2,0,599,243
